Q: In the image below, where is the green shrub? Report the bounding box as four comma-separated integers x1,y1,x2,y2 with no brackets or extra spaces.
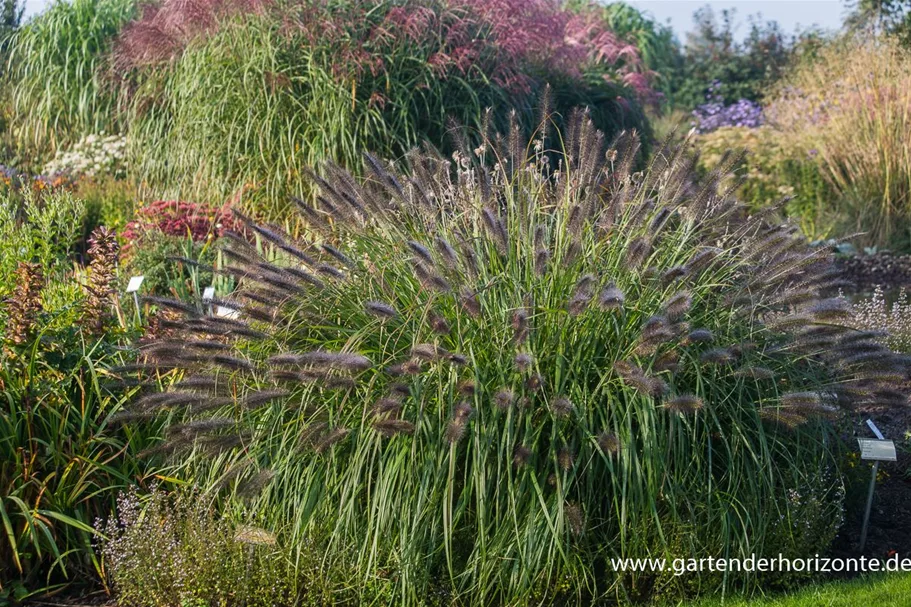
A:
0,189,155,597
100,487,297,607
121,114,902,604
671,6,823,111
6,0,136,156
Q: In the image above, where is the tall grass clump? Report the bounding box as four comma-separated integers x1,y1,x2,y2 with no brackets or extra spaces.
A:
765,36,911,250
6,0,136,156
118,0,652,219
118,113,907,604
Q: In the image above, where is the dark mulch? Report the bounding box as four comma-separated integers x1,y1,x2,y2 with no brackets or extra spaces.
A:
831,404,911,561
835,252,911,293
25,593,114,607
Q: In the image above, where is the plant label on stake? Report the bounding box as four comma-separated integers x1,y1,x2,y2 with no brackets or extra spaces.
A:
202,286,216,315
126,276,145,324
857,438,897,462
858,419,895,552
216,306,240,320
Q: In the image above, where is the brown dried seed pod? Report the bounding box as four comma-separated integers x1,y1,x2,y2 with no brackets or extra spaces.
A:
373,419,415,437
514,352,534,371
513,445,532,467
494,389,515,409
557,445,575,470
551,396,575,417
597,431,621,455
665,394,704,415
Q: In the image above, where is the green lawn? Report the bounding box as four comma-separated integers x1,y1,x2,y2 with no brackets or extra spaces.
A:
680,574,911,606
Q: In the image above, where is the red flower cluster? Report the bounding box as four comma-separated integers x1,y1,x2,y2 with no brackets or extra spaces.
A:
122,200,236,249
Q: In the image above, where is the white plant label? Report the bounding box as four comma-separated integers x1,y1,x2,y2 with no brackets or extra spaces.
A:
858,438,897,462
126,275,145,293
216,306,240,320
202,286,216,302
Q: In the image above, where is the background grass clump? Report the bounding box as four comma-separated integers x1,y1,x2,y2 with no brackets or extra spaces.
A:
114,113,907,605
5,0,655,221
693,36,911,251
5,0,136,159
118,0,653,219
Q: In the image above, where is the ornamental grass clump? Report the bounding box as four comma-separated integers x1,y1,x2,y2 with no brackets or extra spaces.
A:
122,113,907,603
765,36,911,249
117,0,652,219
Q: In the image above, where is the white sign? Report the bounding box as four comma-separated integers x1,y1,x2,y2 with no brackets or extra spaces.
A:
216,306,240,320
858,438,897,462
126,275,145,293
202,286,216,302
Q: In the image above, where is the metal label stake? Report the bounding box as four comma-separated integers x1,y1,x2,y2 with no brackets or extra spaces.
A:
858,419,897,552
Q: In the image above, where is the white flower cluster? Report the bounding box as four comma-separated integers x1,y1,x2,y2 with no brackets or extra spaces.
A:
850,286,911,353
43,133,128,179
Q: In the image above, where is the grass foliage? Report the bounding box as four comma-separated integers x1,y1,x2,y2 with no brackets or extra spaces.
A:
0,189,153,597
121,0,651,219
6,0,135,156
681,574,911,607
116,114,907,604
766,36,911,250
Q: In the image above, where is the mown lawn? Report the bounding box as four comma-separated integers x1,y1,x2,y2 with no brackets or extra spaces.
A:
679,574,911,606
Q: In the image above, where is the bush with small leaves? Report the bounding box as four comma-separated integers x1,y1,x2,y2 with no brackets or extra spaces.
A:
123,113,907,604
100,488,296,607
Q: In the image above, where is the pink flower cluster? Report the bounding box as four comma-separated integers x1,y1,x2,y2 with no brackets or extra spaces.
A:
115,0,269,68
116,0,653,99
122,200,236,248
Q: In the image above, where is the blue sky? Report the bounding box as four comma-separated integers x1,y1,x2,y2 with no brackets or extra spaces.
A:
23,0,851,39
626,1,848,40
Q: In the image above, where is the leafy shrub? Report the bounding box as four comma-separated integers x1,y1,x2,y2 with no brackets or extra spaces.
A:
119,114,905,603
6,0,136,155
0,186,87,292
0,190,155,597
693,126,834,239
119,0,652,218
674,7,820,111
72,174,138,236
100,487,296,607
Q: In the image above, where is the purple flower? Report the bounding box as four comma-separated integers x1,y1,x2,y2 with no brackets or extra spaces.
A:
692,97,764,134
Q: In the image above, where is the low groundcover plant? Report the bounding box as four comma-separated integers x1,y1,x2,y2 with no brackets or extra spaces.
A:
117,112,906,604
